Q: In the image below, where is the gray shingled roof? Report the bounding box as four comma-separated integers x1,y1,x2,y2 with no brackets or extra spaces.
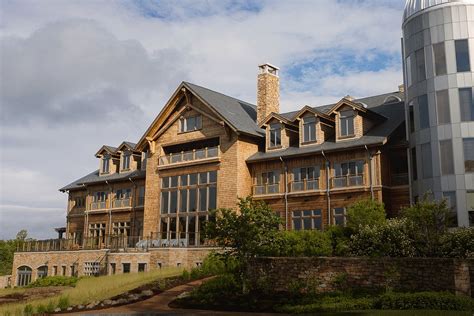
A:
183,82,264,137
247,99,406,162
60,169,146,191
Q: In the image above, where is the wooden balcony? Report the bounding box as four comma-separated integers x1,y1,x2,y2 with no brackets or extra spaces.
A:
253,183,280,196
89,201,107,210
159,146,219,167
290,179,319,192
331,175,364,188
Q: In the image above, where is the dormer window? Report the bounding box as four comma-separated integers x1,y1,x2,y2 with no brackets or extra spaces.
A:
340,110,355,137
302,116,317,143
101,155,110,173
269,123,281,148
180,115,202,133
122,152,131,170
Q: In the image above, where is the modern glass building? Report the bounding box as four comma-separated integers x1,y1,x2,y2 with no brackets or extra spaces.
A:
403,0,474,226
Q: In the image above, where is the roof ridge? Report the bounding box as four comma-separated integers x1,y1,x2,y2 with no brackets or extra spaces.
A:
183,81,256,108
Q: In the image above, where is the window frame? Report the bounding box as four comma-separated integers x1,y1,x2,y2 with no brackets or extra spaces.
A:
292,210,323,231
180,115,202,133
302,116,317,143
433,42,447,76
101,155,110,174
455,39,471,73
463,138,474,173
339,110,355,138
269,123,282,148
459,87,474,122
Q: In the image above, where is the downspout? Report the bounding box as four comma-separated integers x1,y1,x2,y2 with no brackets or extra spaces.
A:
321,151,331,227
279,157,289,230
129,177,137,239
365,145,374,200
105,180,112,246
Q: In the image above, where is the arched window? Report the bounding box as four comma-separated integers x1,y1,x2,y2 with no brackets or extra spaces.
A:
17,266,32,286
37,265,48,279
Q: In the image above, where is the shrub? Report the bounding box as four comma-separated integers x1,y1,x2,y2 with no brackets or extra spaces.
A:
325,226,351,256
23,304,34,316
375,291,474,311
181,270,191,281
439,227,474,258
270,230,332,257
57,295,70,310
276,296,374,313
349,218,415,257
191,274,241,303
346,199,386,232
27,275,78,288
401,195,453,256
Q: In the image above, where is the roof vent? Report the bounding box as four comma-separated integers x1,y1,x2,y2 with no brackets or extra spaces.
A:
344,95,355,101
383,95,402,104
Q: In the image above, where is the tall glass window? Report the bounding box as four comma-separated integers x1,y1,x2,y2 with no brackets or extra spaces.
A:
406,54,413,87
302,116,317,143
101,155,110,173
408,100,415,133
443,191,458,227
433,42,447,76
339,110,355,137
455,39,470,72
411,147,418,181
440,140,454,175
436,90,450,124
292,167,319,191
418,94,430,129
459,88,474,122
269,123,281,147
415,48,426,81
332,208,346,226
464,138,474,172
421,143,433,179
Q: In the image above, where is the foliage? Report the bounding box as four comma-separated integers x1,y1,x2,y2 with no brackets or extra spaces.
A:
204,197,282,290
57,295,70,310
325,225,351,256
375,291,474,311
439,227,474,258
0,229,31,276
346,199,386,232
27,276,78,288
276,296,374,313
23,304,33,316
190,274,241,304
401,195,453,256
267,230,332,257
349,218,416,257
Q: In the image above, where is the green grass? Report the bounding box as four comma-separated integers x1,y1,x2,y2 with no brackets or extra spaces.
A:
0,267,182,315
312,311,471,316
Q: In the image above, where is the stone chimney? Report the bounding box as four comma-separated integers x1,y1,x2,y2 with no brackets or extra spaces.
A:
257,63,280,125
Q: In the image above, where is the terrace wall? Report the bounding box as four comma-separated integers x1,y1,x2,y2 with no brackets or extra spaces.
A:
248,257,474,297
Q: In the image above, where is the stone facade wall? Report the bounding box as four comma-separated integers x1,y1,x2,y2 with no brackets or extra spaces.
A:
11,248,214,287
248,257,473,297
0,275,11,289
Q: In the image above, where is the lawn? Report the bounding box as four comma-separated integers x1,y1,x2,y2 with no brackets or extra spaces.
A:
0,267,182,315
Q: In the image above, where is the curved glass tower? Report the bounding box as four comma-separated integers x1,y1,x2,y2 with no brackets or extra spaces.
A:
402,0,474,226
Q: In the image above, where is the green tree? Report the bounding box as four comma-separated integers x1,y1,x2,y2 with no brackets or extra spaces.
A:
346,199,386,232
401,194,452,256
204,196,282,291
0,230,29,276
16,229,28,241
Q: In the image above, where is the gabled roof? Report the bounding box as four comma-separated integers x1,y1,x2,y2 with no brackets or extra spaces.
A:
183,82,263,137
95,145,118,157
258,112,298,128
117,141,138,152
327,98,387,121
59,169,146,192
290,105,334,122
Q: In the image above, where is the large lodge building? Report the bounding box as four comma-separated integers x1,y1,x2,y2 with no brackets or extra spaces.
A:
12,64,411,285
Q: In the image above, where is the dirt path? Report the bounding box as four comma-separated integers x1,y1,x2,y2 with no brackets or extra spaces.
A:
73,278,282,315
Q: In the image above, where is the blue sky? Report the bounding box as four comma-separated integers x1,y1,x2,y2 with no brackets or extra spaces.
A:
0,0,406,239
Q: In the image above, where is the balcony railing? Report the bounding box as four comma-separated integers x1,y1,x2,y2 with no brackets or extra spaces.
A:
113,198,131,208
290,179,319,192
331,175,364,188
90,201,107,210
391,173,409,186
253,183,280,195
159,146,219,166
16,232,216,252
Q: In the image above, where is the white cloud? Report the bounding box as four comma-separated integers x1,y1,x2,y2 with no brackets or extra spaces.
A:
0,0,406,239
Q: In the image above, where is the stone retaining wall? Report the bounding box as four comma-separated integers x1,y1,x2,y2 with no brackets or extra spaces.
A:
248,257,474,297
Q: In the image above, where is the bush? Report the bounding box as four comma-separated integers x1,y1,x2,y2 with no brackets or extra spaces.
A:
27,275,78,288
439,227,474,258
57,295,70,310
276,296,374,313
23,304,34,316
191,274,241,303
401,195,453,256
346,199,386,232
269,230,332,257
349,218,415,257
325,226,351,256
375,291,474,311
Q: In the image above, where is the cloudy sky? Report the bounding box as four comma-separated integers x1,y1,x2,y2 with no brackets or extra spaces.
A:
0,0,405,239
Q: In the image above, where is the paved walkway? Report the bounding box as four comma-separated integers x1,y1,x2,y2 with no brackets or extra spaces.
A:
73,278,282,315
